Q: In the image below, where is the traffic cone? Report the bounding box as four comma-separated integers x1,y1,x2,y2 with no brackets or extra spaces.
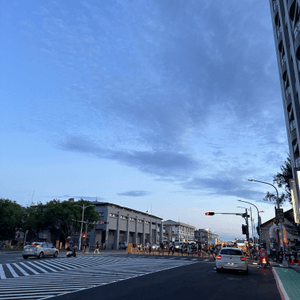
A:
292,258,295,265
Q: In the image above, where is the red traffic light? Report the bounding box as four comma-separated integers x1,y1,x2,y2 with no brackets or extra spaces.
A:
82,233,87,238
205,212,215,216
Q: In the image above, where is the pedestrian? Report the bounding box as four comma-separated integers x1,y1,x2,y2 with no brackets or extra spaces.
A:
82,241,86,254
94,241,100,254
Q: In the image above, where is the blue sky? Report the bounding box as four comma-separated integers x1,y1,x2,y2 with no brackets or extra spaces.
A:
1,0,291,241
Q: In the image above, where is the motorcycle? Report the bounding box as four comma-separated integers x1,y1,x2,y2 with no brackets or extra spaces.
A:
66,247,76,257
260,257,269,268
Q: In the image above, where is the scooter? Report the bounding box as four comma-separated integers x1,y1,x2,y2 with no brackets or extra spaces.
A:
66,247,76,257
260,257,268,268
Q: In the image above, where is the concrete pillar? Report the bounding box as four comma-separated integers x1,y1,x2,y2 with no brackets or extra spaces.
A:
126,214,129,244
142,218,145,245
159,222,163,243
149,220,152,244
155,222,158,244
115,212,120,250
134,216,138,245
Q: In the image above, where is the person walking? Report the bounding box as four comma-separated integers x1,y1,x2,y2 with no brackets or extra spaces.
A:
94,241,100,254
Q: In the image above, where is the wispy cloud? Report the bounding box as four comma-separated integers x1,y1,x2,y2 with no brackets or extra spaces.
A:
117,191,151,197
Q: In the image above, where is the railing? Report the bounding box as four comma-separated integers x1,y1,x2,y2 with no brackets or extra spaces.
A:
295,157,300,168
294,22,300,37
278,26,282,38
290,120,297,131
286,86,292,98
273,0,278,11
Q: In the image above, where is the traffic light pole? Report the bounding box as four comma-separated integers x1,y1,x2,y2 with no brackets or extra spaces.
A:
74,204,95,251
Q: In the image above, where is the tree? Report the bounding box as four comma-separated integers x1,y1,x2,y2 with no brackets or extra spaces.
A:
44,198,100,244
263,157,293,205
0,198,24,240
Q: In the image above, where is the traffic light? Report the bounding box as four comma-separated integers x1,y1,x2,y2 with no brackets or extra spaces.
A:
205,212,215,216
82,233,87,238
242,225,248,235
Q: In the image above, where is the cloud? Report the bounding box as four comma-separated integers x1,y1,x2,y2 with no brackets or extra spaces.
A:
117,191,151,197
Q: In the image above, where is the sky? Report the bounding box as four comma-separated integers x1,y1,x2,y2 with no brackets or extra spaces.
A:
1,0,292,241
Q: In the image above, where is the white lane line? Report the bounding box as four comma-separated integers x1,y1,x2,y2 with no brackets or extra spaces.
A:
19,262,39,275
38,260,64,271
27,262,48,273
12,264,29,276
0,265,6,279
34,261,58,272
6,264,19,278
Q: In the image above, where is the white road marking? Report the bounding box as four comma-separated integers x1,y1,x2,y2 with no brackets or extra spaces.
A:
0,265,6,279
12,263,29,276
6,264,18,278
19,262,39,275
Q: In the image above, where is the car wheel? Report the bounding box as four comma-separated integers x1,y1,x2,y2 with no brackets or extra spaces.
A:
38,252,44,259
23,255,28,259
53,251,58,258
216,268,222,273
244,268,249,275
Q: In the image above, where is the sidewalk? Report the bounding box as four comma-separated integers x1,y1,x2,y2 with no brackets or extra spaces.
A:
271,262,300,300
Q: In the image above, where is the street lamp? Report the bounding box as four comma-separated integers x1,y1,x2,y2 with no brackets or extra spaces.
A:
74,203,96,251
238,199,262,246
248,179,285,252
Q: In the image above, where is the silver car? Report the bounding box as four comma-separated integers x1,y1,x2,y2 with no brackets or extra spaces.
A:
22,242,59,259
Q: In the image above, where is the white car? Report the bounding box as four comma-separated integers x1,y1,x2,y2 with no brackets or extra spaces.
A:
22,242,59,259
216,247,248,274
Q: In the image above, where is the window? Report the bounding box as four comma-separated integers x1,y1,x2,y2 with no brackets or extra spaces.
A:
220,249,243,256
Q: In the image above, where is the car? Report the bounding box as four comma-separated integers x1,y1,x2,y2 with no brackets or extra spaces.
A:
216,247,248,274
22,242,59,259
119,242,128,250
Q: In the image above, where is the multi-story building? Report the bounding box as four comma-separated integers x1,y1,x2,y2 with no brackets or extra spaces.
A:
81,202,163,250
162,220,195,243
194,229,213,244
269,0,300,223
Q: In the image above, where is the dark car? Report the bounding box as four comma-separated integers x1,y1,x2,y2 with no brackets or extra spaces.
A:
294,241,300,250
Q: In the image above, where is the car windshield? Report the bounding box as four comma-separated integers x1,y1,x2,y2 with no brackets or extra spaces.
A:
220,249,243,256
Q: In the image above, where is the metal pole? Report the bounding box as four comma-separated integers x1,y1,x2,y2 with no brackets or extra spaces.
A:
238,199,261,246
248,179,285,252
79,205,85,251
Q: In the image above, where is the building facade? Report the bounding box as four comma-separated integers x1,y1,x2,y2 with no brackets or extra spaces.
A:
194,229,213,244
269,0,300,222
85,202,163,250
162,220,195,243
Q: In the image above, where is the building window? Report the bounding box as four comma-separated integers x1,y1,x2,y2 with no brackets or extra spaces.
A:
130,217,136,221
109,213,118,218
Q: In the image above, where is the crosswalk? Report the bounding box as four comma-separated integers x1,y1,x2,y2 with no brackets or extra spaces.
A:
0,256,197,299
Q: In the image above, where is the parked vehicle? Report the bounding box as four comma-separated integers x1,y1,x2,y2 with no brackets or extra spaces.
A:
22,242,59,259
119,242,128,250
216,247,248,274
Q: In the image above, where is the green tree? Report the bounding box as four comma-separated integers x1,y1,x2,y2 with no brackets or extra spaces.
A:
22,202,48,237
0,198,24,240
263,157,293,205
44,198,100,244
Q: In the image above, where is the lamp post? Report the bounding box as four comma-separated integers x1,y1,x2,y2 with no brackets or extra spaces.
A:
248,179,285,252
74,204,95,251
238,199,262,246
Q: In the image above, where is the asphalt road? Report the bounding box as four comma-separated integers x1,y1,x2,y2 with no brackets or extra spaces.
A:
0,253,281,300
53,257,280,300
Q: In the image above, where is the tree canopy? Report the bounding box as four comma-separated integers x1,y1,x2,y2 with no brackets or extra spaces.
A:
263,157,293,205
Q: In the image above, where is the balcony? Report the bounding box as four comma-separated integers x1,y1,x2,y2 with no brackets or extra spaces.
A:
290,120,297,132
286,86,292,98
295,157,300,168
282,56,287,80
288,0,296,20
294,22,300,60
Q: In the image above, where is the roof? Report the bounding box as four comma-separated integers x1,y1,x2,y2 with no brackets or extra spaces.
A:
92,201,163,220
163,219,196,229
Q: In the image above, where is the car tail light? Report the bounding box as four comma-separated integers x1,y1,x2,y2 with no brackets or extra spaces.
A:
240,257,246,261
217,255,222,260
